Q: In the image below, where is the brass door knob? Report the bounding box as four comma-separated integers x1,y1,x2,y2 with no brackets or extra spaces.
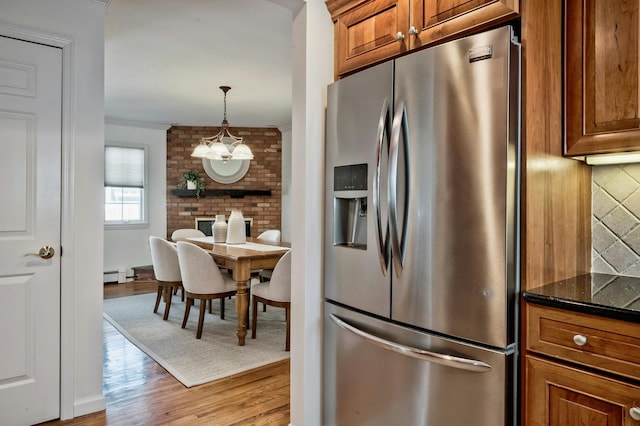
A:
24,246,55,259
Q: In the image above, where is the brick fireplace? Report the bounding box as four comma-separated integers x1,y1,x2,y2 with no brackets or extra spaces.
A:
166,125,282,238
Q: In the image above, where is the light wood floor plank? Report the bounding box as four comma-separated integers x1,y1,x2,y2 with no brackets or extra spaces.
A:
39,281,290,425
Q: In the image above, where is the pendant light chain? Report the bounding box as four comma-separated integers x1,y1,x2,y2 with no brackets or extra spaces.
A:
221,86,230,125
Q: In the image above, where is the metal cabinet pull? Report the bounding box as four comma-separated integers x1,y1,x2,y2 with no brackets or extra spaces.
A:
395,32,405,40
573,334,587,346
24,245,55,259
630,407,640,421
408,26,419,36
330,314,492,372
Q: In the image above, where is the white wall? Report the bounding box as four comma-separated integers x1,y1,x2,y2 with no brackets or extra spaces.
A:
290,1,334,425
0,0,106,419
280,125,292,242
104,120,169,275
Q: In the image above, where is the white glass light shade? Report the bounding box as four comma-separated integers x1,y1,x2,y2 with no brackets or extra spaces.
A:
230,143,254,160
191,140,211,158
205,141,232,160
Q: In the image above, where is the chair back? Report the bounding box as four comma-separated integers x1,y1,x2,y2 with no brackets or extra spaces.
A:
176,241,230,294
171,228,206,242
267,250,291,301
149,236,181,282
257,229,281,243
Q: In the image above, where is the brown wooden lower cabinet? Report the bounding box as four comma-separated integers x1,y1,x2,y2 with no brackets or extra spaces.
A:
525,355,640,425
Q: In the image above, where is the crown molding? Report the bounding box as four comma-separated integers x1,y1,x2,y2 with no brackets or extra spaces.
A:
105,117,172,130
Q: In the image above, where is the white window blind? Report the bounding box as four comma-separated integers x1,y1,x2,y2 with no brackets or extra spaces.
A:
104,146,144,188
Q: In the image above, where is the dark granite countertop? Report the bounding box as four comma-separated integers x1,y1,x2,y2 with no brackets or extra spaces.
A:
522,273,640,323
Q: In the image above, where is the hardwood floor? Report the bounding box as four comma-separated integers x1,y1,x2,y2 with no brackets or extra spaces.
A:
41,280,290,425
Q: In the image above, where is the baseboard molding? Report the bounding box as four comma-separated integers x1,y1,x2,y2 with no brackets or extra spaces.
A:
72,394,106,419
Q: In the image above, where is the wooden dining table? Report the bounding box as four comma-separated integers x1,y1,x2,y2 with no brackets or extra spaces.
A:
186,236,291,346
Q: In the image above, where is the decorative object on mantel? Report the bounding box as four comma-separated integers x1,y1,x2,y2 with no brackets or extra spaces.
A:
191,86,254,163
226,210,246,244
178,170,205,198
212,214,227,243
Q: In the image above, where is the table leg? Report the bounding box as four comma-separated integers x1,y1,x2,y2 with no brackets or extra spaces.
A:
231,259,252,346
234,279,249,346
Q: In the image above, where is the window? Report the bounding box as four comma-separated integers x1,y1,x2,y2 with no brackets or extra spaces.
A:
104,145,147,225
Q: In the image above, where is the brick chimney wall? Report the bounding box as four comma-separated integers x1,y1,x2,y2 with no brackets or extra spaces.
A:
166,125,282,238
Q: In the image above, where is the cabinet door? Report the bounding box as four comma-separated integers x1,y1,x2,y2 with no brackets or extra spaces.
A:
565,0,640,155
525,355,640,426
409,0,518,49
331,0,409,76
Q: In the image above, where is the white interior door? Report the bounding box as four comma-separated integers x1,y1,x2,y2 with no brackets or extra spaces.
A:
0,35,62,425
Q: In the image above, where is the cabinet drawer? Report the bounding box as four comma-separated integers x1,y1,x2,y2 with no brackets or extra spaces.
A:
526,304,640,381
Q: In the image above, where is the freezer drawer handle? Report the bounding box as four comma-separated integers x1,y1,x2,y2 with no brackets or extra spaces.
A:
329,314,492,373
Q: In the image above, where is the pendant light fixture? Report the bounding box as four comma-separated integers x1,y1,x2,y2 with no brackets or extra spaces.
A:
191,86,254,162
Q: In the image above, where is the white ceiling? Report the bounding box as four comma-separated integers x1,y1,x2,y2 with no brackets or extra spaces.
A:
104,0,303,128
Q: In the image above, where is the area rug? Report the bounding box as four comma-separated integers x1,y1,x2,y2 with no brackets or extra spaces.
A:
103,292,290,387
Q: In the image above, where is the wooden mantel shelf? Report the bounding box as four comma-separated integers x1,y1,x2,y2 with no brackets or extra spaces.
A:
171,189,272,199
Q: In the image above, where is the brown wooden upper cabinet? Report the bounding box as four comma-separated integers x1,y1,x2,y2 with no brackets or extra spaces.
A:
565,0,640,156
325,0,519,76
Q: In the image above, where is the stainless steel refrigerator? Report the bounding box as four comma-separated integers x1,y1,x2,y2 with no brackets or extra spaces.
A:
323,26,521,426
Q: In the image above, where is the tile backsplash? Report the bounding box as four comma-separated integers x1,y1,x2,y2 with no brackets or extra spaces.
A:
592,164,640,277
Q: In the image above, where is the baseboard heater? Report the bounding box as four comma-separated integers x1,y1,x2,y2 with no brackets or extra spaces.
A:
104,268,134,284
103,270,118,284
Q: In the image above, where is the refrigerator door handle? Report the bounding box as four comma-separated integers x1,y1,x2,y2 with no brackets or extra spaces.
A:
329,314,492,373
389,100,408,276
374,98,390,275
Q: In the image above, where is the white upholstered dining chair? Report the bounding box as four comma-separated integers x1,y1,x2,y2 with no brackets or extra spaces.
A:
256,229,281,282
148,236,183,320
257,229,281,242
251,250,291,351
170,228,205,242
176,241,237,339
